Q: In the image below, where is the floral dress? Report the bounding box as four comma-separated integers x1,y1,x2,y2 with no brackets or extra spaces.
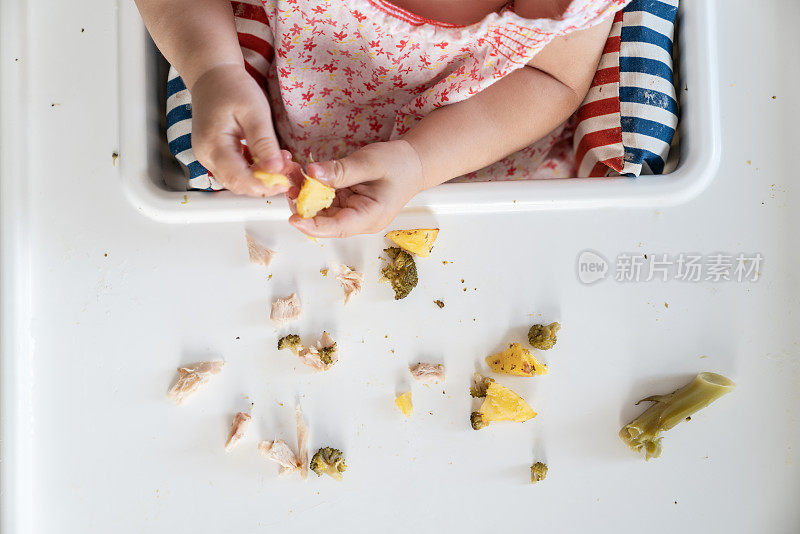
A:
167,0,629,189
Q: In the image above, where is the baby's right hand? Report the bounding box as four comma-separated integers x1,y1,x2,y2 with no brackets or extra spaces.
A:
190,63,289,196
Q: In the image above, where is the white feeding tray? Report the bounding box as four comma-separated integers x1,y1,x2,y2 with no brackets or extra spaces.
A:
118,1,720,223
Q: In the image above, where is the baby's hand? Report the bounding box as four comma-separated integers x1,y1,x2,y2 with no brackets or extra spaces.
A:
190,64,291,196
288,140,424,238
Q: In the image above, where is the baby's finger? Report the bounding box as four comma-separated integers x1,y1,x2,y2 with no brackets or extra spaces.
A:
289,206,376,238
307,149,383,189
204,139,274,196
240,110,284,175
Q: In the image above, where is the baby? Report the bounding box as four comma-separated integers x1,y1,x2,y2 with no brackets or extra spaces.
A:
137,0,627,236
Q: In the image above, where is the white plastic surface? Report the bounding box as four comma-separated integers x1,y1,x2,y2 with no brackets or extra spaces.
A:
117,1,721,223
2,1,799,534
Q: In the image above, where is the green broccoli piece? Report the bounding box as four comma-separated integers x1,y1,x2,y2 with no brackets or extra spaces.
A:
530,462,548,483
470,411,489,430
277,334,302,355
310,447,347,480
318,343,337,365
528,322,561,350
469,373,494,398
381,247,418,300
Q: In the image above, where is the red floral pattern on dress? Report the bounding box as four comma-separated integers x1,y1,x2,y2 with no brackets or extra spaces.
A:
261,0,628,180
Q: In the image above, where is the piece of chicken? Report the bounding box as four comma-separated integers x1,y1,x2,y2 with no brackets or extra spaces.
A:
270,293,302,326
409,362,445,384
167,360,225,404
224,412,251,452
246,234,275,267
297,331,338,371
257,440,299,471
334,264,364,304
296,405,309,480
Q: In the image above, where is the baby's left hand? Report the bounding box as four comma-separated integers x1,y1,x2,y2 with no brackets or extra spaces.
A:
288,140,424,238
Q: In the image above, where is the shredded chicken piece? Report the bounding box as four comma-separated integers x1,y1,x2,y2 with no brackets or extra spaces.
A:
296,405,310,479
409,362,445,384
297,331,338,371
333,264,364,304
270,293,302,326
257,440,299,471
224,412,251,452
246,234,275,267
167,360,224,404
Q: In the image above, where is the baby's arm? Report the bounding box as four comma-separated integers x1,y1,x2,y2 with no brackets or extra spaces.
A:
135,0,291,195
404,17,614,189
291,17,613,237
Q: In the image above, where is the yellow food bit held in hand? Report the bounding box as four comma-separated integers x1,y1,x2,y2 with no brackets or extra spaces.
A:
385,229,439,257
530,462,548,483
253,170,290,188
486,343,548,377
395,391,413,417
471,381,536,430
296,175,335,218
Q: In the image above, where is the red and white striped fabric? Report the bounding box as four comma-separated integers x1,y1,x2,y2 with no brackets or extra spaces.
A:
573,10,625,177
165,0,276,190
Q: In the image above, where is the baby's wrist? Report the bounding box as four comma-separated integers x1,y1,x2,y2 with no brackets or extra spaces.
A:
186,61,246,92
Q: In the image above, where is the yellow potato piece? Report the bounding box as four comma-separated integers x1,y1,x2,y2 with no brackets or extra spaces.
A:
486,343,548,377
384,229,439,257
296,175,335,219
478,382,536,423
253,170,290,188
395,391,413,417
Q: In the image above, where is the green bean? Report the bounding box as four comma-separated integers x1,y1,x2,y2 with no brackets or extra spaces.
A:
620,372,735,460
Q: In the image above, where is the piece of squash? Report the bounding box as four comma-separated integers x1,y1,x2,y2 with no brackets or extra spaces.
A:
253,170,290,188
395,391,413,417
296,175,335,219
478,382,536,423
384,229,439,257
486,342,548,377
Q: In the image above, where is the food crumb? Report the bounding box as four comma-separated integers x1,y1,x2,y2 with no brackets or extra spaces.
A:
664,302,668,308
685,416,691,422
181,194,189,204
112,152,118,166
442,261,450,265
747,160,752,165
320,268,328,277
461,279,464,283
104,253,108,258
235,336,240,340
772,95,776,99
530,462,548,484
463,288,467,292
644,253,648,259
434,299,445,308
268,274,273,280
699,355,707,359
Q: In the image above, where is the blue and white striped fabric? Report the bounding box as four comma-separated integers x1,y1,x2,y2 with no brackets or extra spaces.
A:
619,0,679,175
573,0,679,177
166,69,221,191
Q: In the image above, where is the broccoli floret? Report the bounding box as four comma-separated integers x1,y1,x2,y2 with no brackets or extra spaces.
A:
277,334,302,355
530,462,548,483
469,373,494,398
310,447,347,480
318,343,337,365
528,322,561,350
470,411,489,430
381,247,418,300
620,372,735,460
